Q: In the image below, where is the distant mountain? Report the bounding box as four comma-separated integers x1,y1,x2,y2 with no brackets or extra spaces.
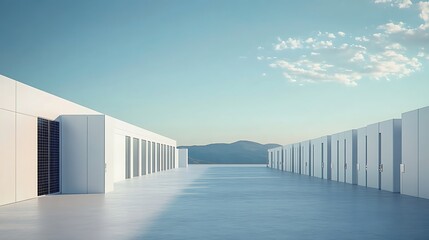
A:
178,140,281,164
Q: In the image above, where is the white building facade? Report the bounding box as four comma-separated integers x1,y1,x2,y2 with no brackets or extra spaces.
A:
0,75,178,206
268,106,428,200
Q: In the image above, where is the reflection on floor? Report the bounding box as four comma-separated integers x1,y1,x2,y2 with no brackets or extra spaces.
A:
1,165,429,240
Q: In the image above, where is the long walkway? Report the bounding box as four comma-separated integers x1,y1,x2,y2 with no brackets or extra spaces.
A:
1,165,429,239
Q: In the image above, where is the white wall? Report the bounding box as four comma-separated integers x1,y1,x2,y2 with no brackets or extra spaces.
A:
271,147,282,170
418,107,429,198
16,81,99,120
104,117,115,192
309,137,330,179
61,116,90,194
0,76,16,205
380,119,401,193
360,120,401,192
113,133,126,182
283,145,289,171
401,109,419,197
357,127,367,187
331,133,339,182
293,143,301,174
1,74,178,205
333,130,357,184
401,107,429,199
287,145,293,172
0,110,16,205
281,147,286,171
179,149,188,168
109,115,177,182
301,141,311,176
1,75,100,205
88,116,106,193
312,138,322,178
345,130,357,185
282,147,286,171
338,132,346,183
367,123,379,189
62,113,179,194
322,136,331,180
16,114,37,201
0,75,15,111
265,104,429,199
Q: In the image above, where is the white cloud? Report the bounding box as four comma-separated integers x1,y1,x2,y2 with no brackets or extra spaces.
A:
265,36,421,86
378,22,408,34
287,38,303,49
376,3,429,46
377,3,429,35
339,43,349,49
317,32,337,39
373,33,384,39
374,0,412,8
257,46,264,50
350,52,365,62
419,1,429,30
332,73,361,86
274,39,287,51
312,40,333,49
366,50,421,79
385,43,405,50
262,2,428,86
262,73,267,77
257,56,264,60
374,0,390,4
398,0,412,8
416,50,429,60
274,37,303,50
270,59,360,86
355,36,370,42
305,37,315,43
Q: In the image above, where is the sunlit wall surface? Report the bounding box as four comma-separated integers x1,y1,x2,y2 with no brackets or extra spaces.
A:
0,75,178,206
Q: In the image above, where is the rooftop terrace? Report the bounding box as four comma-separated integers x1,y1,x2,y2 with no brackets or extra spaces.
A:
1,165,429,239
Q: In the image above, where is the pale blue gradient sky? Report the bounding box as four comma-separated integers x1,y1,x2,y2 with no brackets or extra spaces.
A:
1,0,428,146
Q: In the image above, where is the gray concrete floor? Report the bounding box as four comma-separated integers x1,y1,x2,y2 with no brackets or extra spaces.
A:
1,165,429,240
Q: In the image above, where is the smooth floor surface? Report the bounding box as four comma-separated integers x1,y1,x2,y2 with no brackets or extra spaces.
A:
1,165,429,240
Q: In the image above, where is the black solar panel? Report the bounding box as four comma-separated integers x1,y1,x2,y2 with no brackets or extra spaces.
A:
38,118,49,196
38,118,60,196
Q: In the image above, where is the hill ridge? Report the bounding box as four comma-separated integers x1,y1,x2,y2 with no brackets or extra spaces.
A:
179,140,281,164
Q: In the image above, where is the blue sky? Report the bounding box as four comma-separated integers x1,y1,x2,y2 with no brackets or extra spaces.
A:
1,0,428,146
